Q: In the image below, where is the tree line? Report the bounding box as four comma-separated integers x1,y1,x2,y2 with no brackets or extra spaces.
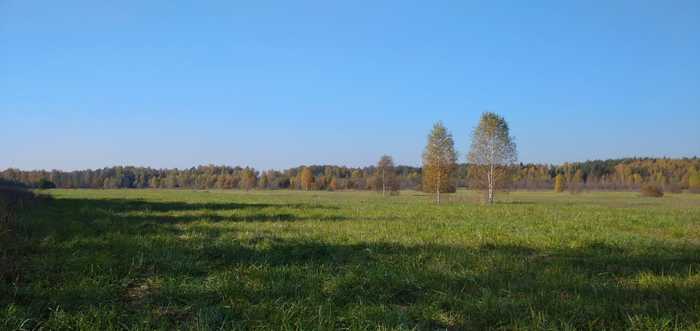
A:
2,113,699,196
3,157,698,191
0,158,700,192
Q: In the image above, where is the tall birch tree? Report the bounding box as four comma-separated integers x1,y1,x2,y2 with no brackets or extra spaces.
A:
467,112,517,204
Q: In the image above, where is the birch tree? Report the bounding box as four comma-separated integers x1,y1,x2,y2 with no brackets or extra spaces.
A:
422,122,457,204
376,155,398,196
467,112,517,204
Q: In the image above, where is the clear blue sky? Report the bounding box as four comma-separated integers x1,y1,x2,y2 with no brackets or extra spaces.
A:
2,1,699,171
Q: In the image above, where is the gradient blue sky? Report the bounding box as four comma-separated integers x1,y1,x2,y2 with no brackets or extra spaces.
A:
2,1,699,171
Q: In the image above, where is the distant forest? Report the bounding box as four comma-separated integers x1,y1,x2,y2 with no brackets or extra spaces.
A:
1,158,699,192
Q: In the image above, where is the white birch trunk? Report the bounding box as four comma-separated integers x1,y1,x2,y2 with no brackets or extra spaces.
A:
436,158,441,204
382,169,386,197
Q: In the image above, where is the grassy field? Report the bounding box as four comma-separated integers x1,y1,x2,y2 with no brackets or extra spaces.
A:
2,189,700,330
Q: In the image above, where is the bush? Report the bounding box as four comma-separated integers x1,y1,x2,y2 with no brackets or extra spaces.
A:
36,179,56,189
640,184,664,198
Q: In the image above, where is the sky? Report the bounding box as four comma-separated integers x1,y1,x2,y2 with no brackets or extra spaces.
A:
1,1,699,171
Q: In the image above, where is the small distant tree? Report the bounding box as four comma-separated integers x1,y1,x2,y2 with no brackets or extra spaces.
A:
240,168,257,191
689,172,700,193
329,177,338,191
554,174,565,193
150,177,161,189
314,175,327,190
300,167,314,191
259,172,270,189
569,170,584,194
467,112,517,204
375,155,399,196
422,122,458,204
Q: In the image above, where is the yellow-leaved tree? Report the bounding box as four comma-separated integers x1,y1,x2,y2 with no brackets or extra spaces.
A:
689,169,700,193
300,167,314,191
554,174,565,193
422,122,457,204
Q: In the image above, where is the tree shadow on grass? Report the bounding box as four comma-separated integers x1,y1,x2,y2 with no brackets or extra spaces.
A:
6,197,700,330
118,212,348,224
47,197,346,222
55,197,338,213
494,200,537,205
12,226,700,330
20,197,348,244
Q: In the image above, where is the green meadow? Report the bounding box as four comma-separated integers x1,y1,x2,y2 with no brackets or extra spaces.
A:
2,189,700,330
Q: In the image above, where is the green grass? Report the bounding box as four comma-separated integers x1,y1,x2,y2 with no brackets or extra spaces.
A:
2,189,700,330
